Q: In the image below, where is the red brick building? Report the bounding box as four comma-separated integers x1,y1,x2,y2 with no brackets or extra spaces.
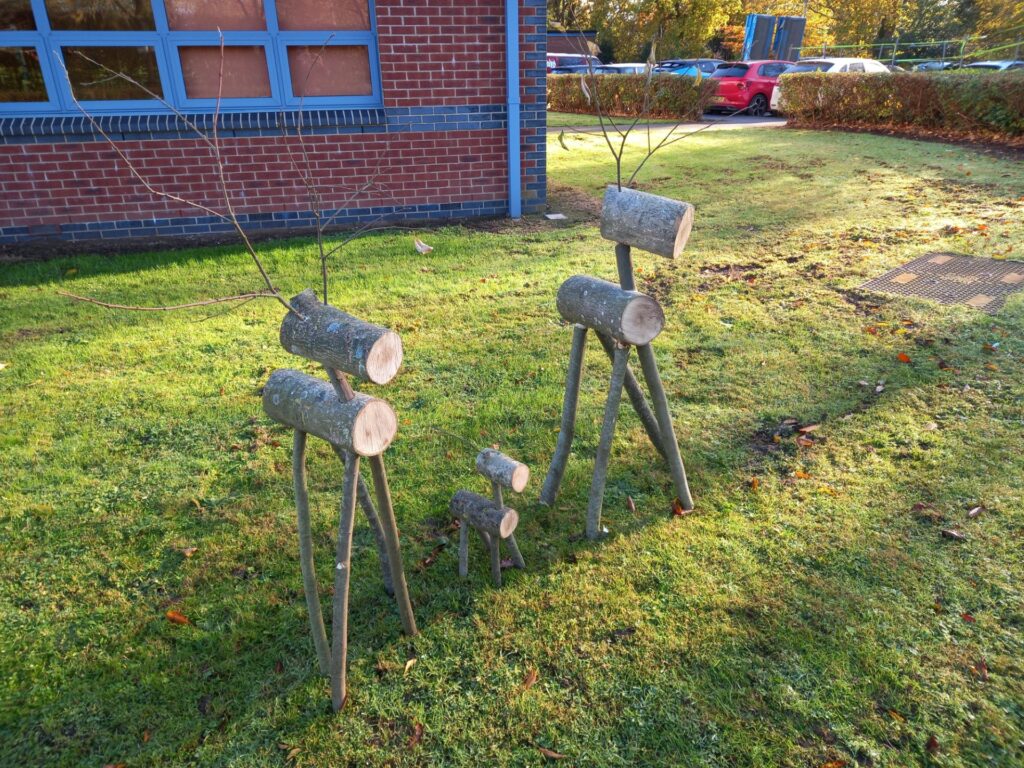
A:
0,0,546,246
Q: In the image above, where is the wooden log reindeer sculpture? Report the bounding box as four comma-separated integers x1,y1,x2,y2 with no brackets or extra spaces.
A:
540,186,696,539
450,449,529,587
263,289,417,711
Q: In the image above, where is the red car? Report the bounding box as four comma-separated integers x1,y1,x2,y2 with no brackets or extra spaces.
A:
709,60,792,116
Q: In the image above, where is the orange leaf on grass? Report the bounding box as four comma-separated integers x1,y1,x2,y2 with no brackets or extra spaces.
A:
798,424,820,433
671,498,690,517
165,610,190,625
897,352,912,363
521,668,539,693
796,436,815,447
538,746,567,760
750,477,760,491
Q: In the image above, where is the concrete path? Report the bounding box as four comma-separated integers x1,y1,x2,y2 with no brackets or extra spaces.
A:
548,114,787,135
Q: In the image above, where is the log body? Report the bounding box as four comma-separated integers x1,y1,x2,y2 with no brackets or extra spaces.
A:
280,289,403,385
601,185,694,259
557,275,664,346
263,369,397,456
449,490,519,538
476,448,529,492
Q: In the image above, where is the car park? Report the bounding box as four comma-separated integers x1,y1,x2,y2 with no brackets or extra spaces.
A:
770,57,889,112
913,60,960,71
654,58,723,77
596,63,649,74
708,60,791,115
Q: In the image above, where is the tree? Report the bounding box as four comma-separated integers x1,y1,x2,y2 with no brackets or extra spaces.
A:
548,0,592,30
590,0,740,61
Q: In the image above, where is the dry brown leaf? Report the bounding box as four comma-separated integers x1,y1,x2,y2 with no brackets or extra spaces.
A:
818,761,848,768
968,505,984,518
626,496,636,514
961,612,976,623
521,667,539,693
671,498,690,517
973,658,989,681
165,610,190,625
181,546,198,558
793,471,811,479
796,435,815,448
404,657,417,675
925,734,940,754
408,721,424,748
413,238,433,254
798,424,820,433
941,528,966,541
538,746,567,760
750,476,760,491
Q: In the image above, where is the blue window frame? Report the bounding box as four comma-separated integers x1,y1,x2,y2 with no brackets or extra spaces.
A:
0,0,382,116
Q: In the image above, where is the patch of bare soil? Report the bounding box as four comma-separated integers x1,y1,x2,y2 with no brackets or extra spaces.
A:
696,263,762,292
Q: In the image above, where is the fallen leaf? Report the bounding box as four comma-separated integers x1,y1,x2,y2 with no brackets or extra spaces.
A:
408,721,423,748
671,498,690,517
973,658,989,681
982,342,999,353
404,657,417,675
0,362,7,371
796,435,815,447
863,326,878,335
923,422,938,431
181,546,198,558
750,476,760,491
500,557,515,569
888,709,905,722
941,529,966,541
925,734,940,754
521,667,539,693
798,424,820,433
897,352,912,364
413,238,433,254
968,505,984,518
286,747,301,762
818,761,848,768
142,729,150,743
274,659,284,674
626,496,636,514
538,746,567,760
102,764,125,768
65,267,78,276
793,471,811,479
961,612,976,623
165,610,190,625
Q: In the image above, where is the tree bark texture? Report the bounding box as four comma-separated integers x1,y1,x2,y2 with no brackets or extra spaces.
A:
449,490,519,539
476,448,529,493
540,324,588,506
601,185,694,260
330,455,360,711
586,343,630,539
556,275,664,346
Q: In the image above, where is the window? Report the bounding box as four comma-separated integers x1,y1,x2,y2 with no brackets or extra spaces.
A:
758,63,787,78
847,62,865,73
0,0,381,115
711,64,749,78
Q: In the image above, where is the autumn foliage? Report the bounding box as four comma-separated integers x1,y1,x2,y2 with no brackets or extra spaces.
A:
780,71,1024,144
547,73,718,120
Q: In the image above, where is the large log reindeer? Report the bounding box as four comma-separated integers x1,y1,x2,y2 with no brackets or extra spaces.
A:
263,289,416,711
541,186,697,539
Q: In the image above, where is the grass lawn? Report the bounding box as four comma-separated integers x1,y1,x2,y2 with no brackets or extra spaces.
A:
547,110,682,128
2,128,1024,767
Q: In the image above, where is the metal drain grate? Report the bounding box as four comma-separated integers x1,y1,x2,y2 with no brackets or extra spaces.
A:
860,252,1024,314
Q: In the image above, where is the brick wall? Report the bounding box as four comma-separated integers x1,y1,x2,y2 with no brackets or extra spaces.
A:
0,0,547,246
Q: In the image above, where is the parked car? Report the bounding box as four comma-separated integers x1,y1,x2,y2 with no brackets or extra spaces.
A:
550,65,596,74
654,58,723,77
770,57,889,112
708,60,792,115
546,53,601,73
963,60,1024,71
596,63,649,75
913,60,960,71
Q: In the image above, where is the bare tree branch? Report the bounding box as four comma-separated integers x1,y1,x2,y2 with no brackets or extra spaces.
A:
58,290,279,311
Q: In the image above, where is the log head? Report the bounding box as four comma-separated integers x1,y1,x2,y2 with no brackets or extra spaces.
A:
280,290,403,385
475,448,529,492
600,185,694,260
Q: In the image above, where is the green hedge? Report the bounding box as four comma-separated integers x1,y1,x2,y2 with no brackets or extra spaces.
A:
547,73,718,120
780,71,1024,139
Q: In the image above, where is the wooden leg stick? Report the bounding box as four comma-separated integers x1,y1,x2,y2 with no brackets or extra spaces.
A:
489,536,502,587
329,443,393,596
595,330,663,456
540,324,588,506
491,481,524,569
458,520,469,578
292,430,331,676
504,534,526,569
586,343,629,539
331,455,360,711
636,344,694,511
368,456,419,636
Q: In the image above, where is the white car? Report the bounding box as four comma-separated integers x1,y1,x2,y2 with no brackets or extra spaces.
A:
964,60,1024,71
770,57,889,112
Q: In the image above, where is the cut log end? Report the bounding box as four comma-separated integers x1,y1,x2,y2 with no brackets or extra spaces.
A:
366,330,403,385
352,399,398,456
620,296,664,346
